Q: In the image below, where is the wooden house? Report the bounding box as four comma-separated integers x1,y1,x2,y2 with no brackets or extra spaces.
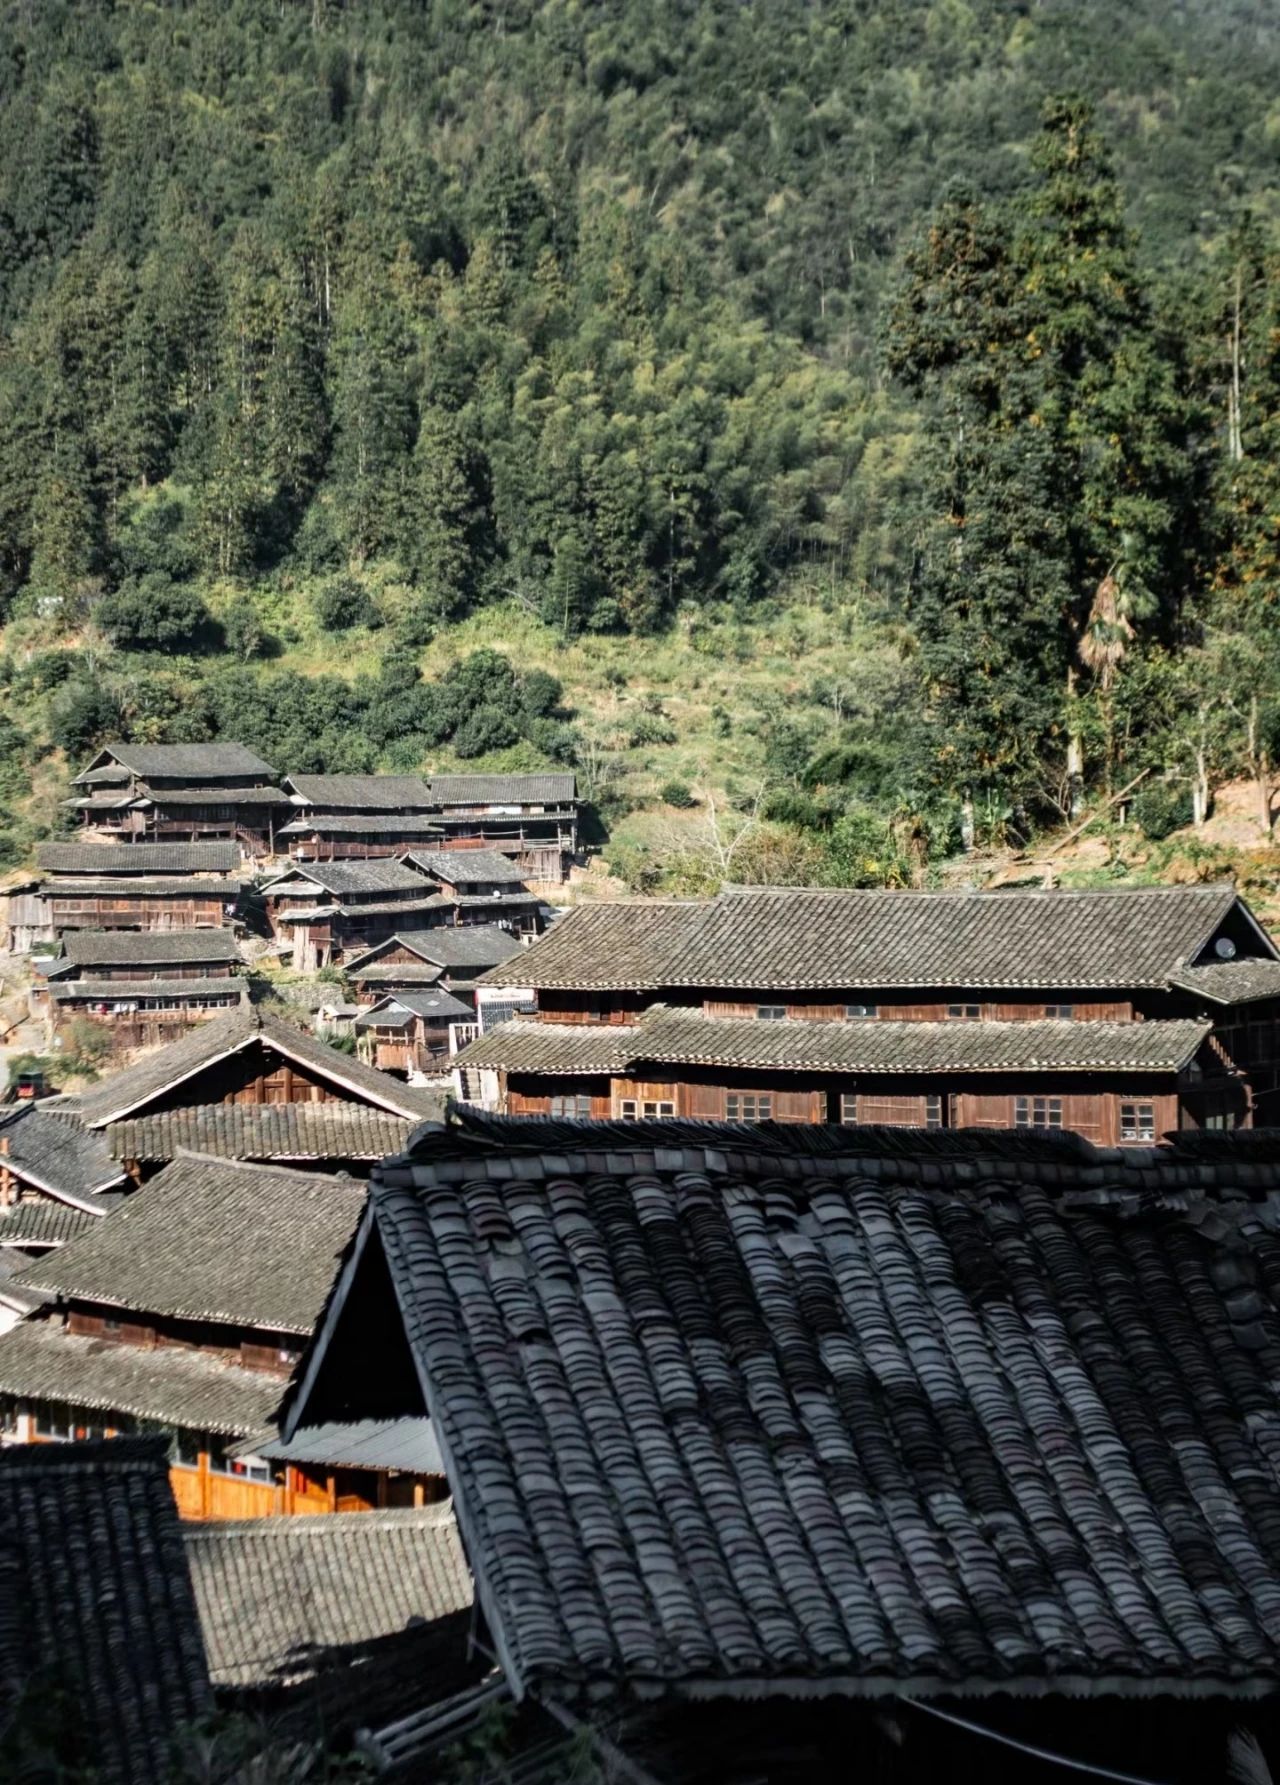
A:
400,848,544,935
34,926,245,1046
0,1155,443,1518
422,772,578,883
285,1116,1280,1740
8,852,242,951
279,773,443,860
263,854,542,972
260,859,448,970
0,1104,126,1282
41,1004,440,1185
355,987,476,1076
465,884,1280,1142
0,1438,212,1782
66,742,288,856
345,924,523,1008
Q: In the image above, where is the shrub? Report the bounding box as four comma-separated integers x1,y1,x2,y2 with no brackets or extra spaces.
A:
659,778,697,808
453,704,520,757
628,713,677,746
98,574,210,651
1133,781,1193,841
314,576,379,632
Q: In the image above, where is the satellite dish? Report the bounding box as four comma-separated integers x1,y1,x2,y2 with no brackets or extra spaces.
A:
1215,937,1237,960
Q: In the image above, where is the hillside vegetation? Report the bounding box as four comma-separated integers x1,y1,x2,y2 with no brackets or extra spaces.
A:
2,0,1280,889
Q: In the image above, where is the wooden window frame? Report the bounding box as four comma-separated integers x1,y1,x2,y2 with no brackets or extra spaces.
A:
947,1004,981,1021
845,1004,877,1020
1119,1101,1156,1142
549,1094,592,1119
756,1005,787,1022
726,1093,773,1121
1015,1096,1063,1130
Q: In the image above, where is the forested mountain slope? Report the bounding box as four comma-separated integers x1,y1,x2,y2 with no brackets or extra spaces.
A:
1,0,1279,884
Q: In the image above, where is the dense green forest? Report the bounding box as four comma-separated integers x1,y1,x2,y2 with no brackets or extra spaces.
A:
2,0,1280,881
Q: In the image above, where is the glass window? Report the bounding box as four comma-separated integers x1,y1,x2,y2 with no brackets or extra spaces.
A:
756,1005,787,1021
948,1004,981,1021
35,1401,73,1439
1120,1102,1156,1142
1015,1096,1062,1130
726,1094,773,1121
840,1093,859,1125
618,1099,673,1118
924,1095,943,1130
549,1094,592,1118
1045,1004,1075,1019
172,1428,201,1469
1205,1109,1236,1131
845,1004,877,1020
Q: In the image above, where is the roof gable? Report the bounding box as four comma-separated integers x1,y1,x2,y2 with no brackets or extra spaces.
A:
344,1116,1280,1702
16,1154,365,1332
426,773,576,805
65,1007,442,1124
347,925,524,973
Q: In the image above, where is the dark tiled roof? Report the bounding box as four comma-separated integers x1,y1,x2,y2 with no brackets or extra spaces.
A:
36,842,240,874
242,1415,442,1474
50,977,244,1004
482,885,1262,993
85,742,277,780
277,895,448,921
40,876,241,897
17,1155,365,1334
285,774,435,811
68,1007,443,1124
0,1318,284,1434
480,901,704,989
106,1102,411,1163
185,1504,472,1689
348,926,525,973
426,773,577,805
456,1011,1211,1077
351,963,445,987
0,1437,211,1783
407,849,531,884
0,1105,126,1205
0,1201,98,1247
369,988,474,1022
1170,959,1280,1004
56,928,242,969
267,860,430,896
361,1116,1280,1701
140,784,288,806
279,815,443,836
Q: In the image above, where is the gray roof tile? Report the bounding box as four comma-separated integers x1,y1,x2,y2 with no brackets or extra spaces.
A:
0,1318,285,1434
56,929,242,969
82,742,276,780
426,773,576,805
357,1116,1280,1701
347,926,524,973
0,1104,126,1205
0,1437,211,1782
266,860,430,896
456,1010,1210,1076
0,1200,98,1246
1170,959,1280,1004
49,978,244,1004
36,842,240,874
105,1102,410,1163
284,774,435,810
482,884,1264,992
186,1504,471,1688
17,1155,365,1333
406,850,531,884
